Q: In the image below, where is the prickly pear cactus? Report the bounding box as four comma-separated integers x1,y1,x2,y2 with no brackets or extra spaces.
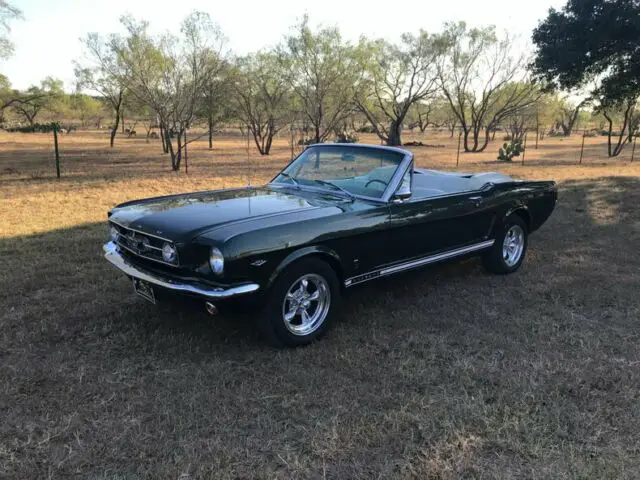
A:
498,140,524,162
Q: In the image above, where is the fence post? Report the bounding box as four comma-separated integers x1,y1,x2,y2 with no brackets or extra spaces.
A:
535,126,539,149
183,129,188,174
456,130,462,167
53,124,60,179
579,129,586,164
521,133,528,166
246,125,251,187
631,135,637,162
290,126,295,160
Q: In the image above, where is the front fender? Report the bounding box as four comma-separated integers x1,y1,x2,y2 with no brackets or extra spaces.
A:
265,245,344,292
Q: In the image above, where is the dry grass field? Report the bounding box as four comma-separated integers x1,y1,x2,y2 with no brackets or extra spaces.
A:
1,129,639,478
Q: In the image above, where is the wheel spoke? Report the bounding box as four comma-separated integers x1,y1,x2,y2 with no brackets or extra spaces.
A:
308,290,320,301
284,308,297,322
301,309,310,326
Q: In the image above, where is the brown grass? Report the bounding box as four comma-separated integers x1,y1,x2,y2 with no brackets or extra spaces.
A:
1,130,639,478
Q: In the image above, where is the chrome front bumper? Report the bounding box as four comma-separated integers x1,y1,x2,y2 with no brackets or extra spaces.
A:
103,241,260,300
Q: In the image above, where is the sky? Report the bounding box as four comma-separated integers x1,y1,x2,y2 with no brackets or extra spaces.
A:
4,0,565,91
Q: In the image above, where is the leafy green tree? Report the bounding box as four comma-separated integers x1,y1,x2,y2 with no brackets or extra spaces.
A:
532,0,640,156
354,32,439,146
233,52,293,155
197,54,231,150
532,0,640,102
70,93,107,127
283,16,358,143
76,30,130,146
596,97,636,157
116,12,226,170
436,22,539,152
12,77,64,126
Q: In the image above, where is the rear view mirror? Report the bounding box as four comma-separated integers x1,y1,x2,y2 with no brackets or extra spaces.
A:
341,153,356,162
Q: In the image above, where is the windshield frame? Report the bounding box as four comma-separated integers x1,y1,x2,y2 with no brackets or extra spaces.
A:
268,143,414,203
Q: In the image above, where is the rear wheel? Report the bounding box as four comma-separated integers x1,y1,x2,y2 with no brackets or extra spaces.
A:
483,214,528,274
257,258,340,348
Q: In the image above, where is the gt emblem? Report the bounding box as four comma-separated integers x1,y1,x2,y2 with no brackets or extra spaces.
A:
250,259,267,267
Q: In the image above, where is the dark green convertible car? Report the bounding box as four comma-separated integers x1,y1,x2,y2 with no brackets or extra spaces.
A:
104,144,557,347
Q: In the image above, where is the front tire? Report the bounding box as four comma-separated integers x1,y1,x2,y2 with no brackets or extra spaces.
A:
483,214,528,274
257,258,340,348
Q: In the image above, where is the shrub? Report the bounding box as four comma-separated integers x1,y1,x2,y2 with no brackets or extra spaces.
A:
334,132,358,143
5,122,61,133
357,125,375,133
497,140,524,162
503,134,512,141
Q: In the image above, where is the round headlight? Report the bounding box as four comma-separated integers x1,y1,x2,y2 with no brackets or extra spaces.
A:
209,247,224,275
109,225,119,242
162,242,177,263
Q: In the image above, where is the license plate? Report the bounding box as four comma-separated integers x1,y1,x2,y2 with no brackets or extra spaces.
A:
133,278,156,304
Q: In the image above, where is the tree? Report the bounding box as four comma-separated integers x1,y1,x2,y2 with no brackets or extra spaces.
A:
532,0,640,156
198,55,231,150
12,77,64,126
233,52,292,155
596,97,636,157
76,31,130,147
532,0,640,103
0,1,22,60
436,22,539,152
549,97,587,136
70,94,105,127
116,12,226,171
283,16,358,143
354,32,439,146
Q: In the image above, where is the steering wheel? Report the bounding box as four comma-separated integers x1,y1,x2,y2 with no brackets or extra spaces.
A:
365,178,389,189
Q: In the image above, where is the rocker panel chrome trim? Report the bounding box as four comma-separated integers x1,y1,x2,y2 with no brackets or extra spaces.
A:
344,240,495,287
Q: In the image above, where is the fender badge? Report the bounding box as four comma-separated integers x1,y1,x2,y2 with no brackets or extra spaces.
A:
250,259,267,267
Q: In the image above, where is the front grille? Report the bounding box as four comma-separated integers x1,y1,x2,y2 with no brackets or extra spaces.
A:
110,222,179,267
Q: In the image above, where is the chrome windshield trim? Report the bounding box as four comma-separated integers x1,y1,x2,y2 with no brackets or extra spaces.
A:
269,143,414,204
344,240,495,287
103,242,260,300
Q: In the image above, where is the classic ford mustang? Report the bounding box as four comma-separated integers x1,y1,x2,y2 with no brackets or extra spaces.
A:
104,144,557,347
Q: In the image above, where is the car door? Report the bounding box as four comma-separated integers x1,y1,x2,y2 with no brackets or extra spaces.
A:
385,181,496,266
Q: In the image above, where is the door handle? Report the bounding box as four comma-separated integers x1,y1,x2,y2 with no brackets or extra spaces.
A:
468,196,483,206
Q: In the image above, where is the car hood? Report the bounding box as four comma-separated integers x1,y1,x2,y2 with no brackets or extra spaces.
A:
108,186,344,243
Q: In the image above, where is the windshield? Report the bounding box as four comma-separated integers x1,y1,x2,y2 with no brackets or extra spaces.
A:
271,145,405,199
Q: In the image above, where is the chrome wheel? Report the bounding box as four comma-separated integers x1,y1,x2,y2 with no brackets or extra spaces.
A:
282,273,331,336
502,225,525,267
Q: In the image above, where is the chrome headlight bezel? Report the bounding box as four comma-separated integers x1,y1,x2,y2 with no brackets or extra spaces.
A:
109,225,120,242
209,247,224,275
161,242,178,264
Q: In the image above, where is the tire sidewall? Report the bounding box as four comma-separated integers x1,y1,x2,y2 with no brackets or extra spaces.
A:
258,257,340,347
488,214,529,273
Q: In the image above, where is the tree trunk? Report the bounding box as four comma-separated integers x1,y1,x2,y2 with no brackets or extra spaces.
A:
477,128,492,152
120,110,125,134
159,123,168,154
110,111,120,148
386,120,402,146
